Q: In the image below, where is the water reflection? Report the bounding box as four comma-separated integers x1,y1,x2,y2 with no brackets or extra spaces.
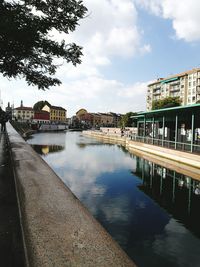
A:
27,132,200,267
134,158,200,238
32,145,64,156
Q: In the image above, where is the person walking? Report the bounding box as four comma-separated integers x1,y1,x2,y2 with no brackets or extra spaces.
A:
0,107,8,132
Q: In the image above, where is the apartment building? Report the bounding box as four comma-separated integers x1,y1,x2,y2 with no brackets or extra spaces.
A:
42,104,66,123
147,68,200,111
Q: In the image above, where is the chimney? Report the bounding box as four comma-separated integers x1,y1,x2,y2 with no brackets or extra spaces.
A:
21,100,23,107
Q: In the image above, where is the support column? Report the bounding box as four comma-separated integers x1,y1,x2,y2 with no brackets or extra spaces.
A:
191,114,195,153
143,116,146,142
137,121,139,141
162,116,165,147
175,115,178,150
152,117,154,145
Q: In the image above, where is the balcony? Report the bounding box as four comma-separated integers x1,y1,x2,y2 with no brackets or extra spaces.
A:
170,87,180,92
196,85,200,93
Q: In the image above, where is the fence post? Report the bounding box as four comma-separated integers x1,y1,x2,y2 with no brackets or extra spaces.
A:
175,115,178,150
191,114,195,153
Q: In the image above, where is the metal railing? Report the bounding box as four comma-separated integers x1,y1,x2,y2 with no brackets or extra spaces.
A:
130,135,200,154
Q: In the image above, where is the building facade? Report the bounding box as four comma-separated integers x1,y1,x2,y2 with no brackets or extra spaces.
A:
98,113,114,127
33,110,50,124
14,104,34,121
76,109,88,120
147,68,200,111
42,104,66,123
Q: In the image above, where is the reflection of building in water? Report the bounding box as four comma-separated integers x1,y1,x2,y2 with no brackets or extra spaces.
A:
41,146,49,155
32,145,64,155
133,157,200,238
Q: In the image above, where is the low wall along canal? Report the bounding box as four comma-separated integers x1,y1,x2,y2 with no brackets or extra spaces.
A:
7,123,200,267
7,123,135,267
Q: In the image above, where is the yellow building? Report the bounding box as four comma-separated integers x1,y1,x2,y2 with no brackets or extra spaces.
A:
42,104,66,123
76,109,88,120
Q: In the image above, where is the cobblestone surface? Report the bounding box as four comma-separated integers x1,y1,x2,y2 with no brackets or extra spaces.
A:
0,132,25,267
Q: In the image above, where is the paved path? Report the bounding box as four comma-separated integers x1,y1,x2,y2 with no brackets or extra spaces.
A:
0,132,25,267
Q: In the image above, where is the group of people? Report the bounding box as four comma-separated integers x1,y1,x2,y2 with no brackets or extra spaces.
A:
0,107,8,132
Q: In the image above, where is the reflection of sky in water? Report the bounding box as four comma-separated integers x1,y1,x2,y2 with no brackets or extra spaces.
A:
27,132,200,267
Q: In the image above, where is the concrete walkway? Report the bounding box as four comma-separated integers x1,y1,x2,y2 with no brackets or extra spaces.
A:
0,132,25,267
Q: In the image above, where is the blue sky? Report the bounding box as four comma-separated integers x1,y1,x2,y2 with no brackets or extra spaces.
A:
1,0,200,116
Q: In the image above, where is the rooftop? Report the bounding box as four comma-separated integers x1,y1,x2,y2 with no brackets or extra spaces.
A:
50,105,66,111
15,106,33,111
148,68,200,86
132,103,200,117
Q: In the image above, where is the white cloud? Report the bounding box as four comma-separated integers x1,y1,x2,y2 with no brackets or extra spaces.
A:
54,0,151,80
136,0,200,42
0,0,151,115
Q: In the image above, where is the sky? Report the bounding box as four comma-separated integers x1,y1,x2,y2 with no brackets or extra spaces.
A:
1,0,200,117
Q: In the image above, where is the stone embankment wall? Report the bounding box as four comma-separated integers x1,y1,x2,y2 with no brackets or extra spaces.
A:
7,123,136,267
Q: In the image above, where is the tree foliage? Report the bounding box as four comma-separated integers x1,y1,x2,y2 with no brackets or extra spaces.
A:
119,112,136,128
33,100,51,110
0,0,87,89
152,97,181,110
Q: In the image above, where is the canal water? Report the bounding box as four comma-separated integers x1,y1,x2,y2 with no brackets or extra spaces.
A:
27,132,200,267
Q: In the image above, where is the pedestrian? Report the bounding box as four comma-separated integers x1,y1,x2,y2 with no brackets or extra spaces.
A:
0,108,8,132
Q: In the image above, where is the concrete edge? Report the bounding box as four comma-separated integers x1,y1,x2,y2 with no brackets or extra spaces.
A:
6,123,136,267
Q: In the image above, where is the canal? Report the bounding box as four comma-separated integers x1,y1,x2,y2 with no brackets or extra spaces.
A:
27,131,200,267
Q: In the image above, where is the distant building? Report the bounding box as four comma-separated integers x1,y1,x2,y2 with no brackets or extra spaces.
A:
98,113,114,127
74,109,122,128
76,109,88,120
14,101,34,121
5,102,13,120
147,68,200,111
33,110,50,124
91,113,101,127
42,104,66,123
108,112,122,127
79,112,93,127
